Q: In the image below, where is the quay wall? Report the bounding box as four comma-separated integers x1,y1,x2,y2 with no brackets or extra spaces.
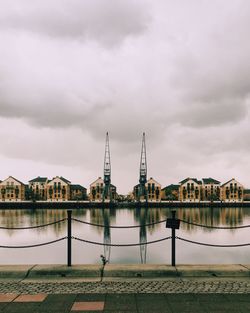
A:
0,201,250,209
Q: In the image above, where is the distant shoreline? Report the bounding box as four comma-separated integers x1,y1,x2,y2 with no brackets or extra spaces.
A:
0,201,249,209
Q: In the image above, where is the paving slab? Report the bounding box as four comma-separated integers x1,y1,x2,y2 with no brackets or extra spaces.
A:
104,264,177,277
71,301,105,311
0,264,249,280
28,264,102,278
176,264,249,277
14,294,47,302
0,294,248,313
0,265,32,279
0,294,18,302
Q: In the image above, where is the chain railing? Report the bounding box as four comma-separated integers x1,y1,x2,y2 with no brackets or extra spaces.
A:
0,210,249,266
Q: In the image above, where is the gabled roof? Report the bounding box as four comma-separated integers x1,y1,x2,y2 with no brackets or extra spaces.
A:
202,178,220,185
48,176,71,184
162,184,179,191
179,178,202,185
221,178,242,187
146,177,161,186
90,177,103,186
29,176,48,183
0,176,25,185
60,176,71,184
70,184,87,191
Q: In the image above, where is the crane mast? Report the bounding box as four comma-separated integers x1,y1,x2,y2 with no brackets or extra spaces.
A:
103,132,112,202
138,132,147,201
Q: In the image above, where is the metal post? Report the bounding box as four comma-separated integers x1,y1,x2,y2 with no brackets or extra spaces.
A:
67,210,72,267
171,210,176,266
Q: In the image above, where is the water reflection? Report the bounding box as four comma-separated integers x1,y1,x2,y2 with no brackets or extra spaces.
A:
0,207,248,236
136,208,147,263
0,207,249,264
103,209,111,262
177,207,245,232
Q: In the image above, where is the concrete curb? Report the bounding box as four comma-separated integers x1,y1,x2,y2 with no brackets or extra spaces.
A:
0,264,249,279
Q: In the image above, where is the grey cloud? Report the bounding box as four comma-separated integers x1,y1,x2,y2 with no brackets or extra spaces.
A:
1,0,250,192
0,0,150,46
176,97,248,128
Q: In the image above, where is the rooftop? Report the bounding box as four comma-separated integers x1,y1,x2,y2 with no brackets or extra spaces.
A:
29,176,47,183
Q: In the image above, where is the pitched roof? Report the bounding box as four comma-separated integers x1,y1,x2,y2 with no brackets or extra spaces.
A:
48,176,71,184
0,176,25,185
146,177,161,185
60,176,71,184
162,184,179,191
202,178,220,184
221,178,241,187
90,177,103,186
29,176,48,183
179,178,202,185
70,184,87,191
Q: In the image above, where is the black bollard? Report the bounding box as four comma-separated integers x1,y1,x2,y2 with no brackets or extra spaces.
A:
166,210,180,266
67,210,72,267
171,210,176,266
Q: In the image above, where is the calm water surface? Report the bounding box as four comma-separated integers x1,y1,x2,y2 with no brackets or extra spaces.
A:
0,207,249,265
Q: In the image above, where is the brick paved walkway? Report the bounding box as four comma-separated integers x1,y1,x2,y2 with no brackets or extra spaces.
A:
0,293,249,312
0,279,249,294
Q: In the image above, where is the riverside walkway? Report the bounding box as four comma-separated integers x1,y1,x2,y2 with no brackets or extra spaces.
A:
0,264,249,312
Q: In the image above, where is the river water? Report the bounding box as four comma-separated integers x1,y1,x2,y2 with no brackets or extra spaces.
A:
0,207,249,265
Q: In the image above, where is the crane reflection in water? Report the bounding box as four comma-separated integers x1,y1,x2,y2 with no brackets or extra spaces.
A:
103,208,111,262
101,208,150,264
138,208,147,264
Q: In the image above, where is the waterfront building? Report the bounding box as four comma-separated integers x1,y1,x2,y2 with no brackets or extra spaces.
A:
179,178,202,202
243,189,250,201
0,176,25,202
220,178,244,202
70,184,87,201
90,177,117,202
201,178,221,201
145,178,161,202
133,178,161,202
29,176,48,201
47,176,71,201
161,184,179,201
133,184,140,201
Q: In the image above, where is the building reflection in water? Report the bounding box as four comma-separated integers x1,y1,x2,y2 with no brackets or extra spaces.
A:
0,208,88,237
176,207,245,232
0,206,249,240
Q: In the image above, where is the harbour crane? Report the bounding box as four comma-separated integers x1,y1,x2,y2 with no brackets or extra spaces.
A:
102,132,112,202
138,132,147,202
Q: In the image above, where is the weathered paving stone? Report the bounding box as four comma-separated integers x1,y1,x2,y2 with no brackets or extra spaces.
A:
104,294,137,311
35,294,77,313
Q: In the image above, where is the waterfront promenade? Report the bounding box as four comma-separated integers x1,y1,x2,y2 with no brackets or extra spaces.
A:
0,264,249,312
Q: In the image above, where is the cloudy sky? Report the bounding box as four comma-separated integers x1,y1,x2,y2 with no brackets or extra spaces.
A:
1,0,250,193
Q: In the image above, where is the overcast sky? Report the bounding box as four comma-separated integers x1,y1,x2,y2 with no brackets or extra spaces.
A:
1,0,250,193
